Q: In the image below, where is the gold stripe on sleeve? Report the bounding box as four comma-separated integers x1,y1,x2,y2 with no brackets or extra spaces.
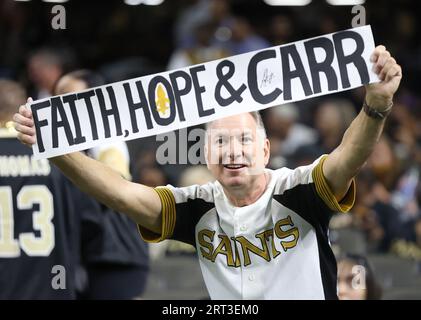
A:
312,155,356,213
137,187,177,243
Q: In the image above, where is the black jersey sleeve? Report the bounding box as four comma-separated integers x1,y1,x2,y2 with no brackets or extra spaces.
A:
138,184,215,246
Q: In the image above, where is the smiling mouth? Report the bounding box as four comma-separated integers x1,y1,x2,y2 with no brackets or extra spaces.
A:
223,164,247,170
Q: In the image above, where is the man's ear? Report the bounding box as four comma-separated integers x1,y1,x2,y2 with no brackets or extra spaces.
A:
264,138,270,167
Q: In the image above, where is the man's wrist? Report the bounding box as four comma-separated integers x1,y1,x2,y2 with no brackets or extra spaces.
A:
365,94,393,111
362,100,393,120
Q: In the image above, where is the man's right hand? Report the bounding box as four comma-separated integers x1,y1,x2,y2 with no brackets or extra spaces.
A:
13,97,36,147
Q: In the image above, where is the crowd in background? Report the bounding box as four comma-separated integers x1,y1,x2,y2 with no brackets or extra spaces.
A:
1,0,421,299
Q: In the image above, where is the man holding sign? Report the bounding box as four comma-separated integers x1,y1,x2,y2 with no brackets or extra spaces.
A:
25,26,379,160
14,38,401,298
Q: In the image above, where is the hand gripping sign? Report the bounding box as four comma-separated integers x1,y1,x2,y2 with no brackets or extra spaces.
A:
30,25,379,159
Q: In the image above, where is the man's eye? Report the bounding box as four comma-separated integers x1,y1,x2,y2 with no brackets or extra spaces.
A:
242,136,252,143
216,137,225,145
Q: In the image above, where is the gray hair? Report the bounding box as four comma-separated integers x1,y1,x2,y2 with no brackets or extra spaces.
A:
205,111,267,139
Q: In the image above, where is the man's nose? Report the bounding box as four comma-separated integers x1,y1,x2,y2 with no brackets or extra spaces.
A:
229,138,243,159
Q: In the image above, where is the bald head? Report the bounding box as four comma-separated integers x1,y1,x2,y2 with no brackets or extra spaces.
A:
0,80,26,124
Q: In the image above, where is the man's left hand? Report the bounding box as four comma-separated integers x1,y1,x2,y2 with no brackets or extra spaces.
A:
365,45,402,111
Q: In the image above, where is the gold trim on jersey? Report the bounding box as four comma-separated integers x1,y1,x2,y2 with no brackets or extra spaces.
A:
312,155,355,213
137,187,176,243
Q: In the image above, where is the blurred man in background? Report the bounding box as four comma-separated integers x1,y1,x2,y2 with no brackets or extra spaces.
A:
0,79,96,299
337,254,382,300
27,48,70,100
53,70,150,299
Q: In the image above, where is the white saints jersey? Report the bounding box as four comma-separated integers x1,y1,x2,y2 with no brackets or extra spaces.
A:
139,155,355,300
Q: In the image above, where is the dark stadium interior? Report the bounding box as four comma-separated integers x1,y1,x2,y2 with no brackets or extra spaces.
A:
1,0,421,300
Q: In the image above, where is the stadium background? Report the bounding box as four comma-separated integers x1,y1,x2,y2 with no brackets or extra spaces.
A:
1,0,421,299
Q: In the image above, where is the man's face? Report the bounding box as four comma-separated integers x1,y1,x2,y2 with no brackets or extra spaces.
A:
337,260,367,300
206,113,270,190
28,56,62,93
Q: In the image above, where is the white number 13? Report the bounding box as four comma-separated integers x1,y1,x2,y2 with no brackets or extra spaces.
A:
0,185,55,257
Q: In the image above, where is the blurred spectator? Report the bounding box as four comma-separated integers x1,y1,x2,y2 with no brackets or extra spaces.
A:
27,47,74,100
391,166,420,222
352,169,403,253
138,166,168,189
264,103,317,169
366,135,401,192
173,1,269,56
288,144,323,168
174,0,213,49
168,19,230,70
174,0,231,49
337,254,382,300
391,217,421,261
0,1,26,78
319,15,339,35
179,165,214,186
0,80,97,299
269,14,294,46
167,3,232,193
312,98,357,154
387,99,420,163
54,70,150,300
224,17,270,55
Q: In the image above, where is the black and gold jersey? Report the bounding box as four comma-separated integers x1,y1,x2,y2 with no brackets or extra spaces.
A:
0,129,97,299
139,155,355,299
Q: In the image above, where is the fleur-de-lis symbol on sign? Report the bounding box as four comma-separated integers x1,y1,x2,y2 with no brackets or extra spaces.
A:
156,84,170,115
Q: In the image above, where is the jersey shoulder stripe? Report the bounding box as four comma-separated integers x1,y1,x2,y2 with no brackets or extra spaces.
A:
138,184,215,245
138,187,176,242
312,155,355,213
273,155,355,214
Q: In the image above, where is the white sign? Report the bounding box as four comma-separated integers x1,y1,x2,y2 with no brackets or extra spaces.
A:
30,25,378,159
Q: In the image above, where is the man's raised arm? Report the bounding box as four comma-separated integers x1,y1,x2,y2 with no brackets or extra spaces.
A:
13,103,162,234
323,45,402,201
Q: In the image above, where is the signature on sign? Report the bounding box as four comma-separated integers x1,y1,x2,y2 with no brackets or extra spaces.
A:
260,68,275,88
